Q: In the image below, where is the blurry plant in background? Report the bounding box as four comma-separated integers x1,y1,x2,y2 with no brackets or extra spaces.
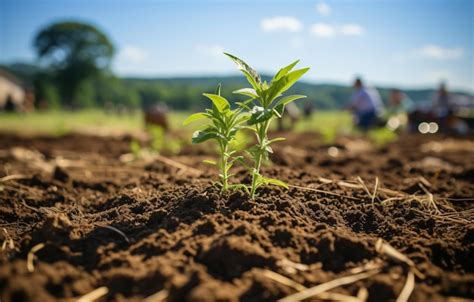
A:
148,125,182,155
368,128,397,147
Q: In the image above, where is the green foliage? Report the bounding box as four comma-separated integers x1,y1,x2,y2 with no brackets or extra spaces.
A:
184,84,248,192
224,53,309,198
149,126,166,151
94,74,140,108
130,140,142,157
186,54,309,198
73,80,96,108
33,21,115,107
34,73,61,109
146,125,182,155
368,128,397,147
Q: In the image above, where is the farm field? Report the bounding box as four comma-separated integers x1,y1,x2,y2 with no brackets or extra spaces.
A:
0,110,353,138
0,118,472,301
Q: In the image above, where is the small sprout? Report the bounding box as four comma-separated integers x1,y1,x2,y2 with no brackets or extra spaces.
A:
184,84,248,192
1,228,14,251
27,242,45,272
76,286,109,302
130,140,141,157
225,53,309,198
186,54,309,198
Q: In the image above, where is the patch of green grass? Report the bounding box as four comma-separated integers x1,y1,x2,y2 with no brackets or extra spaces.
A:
368,127,397,147
0,110,190,135
1,109,393,147
295,111,353,142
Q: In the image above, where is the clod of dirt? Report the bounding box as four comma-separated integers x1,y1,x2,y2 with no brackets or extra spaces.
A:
53,166,69,182
198,236,273,280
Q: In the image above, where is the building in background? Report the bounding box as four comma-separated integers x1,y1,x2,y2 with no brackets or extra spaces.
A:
0,68,34,112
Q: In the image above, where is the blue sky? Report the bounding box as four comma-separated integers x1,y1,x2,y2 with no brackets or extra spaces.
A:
1,0,473,91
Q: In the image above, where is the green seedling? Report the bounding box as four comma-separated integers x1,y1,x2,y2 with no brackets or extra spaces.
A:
130,139,142,157
224,53,309,198
149,125,182,155
183,84,248,192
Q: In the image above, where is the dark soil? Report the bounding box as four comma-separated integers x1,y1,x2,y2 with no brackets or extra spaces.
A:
0,131,473,301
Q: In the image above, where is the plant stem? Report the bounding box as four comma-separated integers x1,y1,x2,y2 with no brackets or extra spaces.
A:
250,151,261,198
220,142,229,192
250,119,270,198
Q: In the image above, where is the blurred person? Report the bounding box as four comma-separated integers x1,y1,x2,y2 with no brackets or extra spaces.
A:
432,82,451,116
386,89,414,115
347,77,384,132
432,82,453,130
383,89,414,131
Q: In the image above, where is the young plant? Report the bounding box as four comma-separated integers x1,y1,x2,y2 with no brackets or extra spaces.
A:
224,53,309,198
183,84,248,192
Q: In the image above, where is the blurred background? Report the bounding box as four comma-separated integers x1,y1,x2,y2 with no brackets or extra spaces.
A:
0,0,473,138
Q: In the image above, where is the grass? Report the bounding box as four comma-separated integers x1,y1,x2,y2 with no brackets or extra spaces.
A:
0,109,396,146
0,110,189,136
295,111,353,142
368,127,398,146
0,109,349,135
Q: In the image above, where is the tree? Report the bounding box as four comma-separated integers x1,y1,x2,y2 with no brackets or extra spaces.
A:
34,72,61,109
33,21,115,108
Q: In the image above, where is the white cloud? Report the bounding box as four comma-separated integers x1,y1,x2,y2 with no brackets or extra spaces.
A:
316,2,331,16
340,24,365,36
310,23,335,38
392,45,465,63
417,45,464,60
310,23,365,38
117,45,148,64
261,16,303,32
195,44,225,58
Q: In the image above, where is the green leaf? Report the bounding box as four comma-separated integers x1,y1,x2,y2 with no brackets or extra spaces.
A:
272,107,283,118
275,95,307,107
228,183,250,193
202,159,217,165
236,98,254,111
246,145,261,158
272,95,306,118
272,59,299,83
262,177,289,189
215,83,222,95
183,112,207,125
203,93,230,112
268,137,286,144
233,88,259,99
247,106,274,126
233,112,250,124
224,52,261,90
192,128,218,144
266,67,310,103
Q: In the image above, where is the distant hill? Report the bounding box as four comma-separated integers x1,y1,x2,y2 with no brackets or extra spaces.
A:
123,75,472,110
2,62,472,110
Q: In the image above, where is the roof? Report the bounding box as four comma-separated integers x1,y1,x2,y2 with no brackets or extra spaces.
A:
0,68,25,88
